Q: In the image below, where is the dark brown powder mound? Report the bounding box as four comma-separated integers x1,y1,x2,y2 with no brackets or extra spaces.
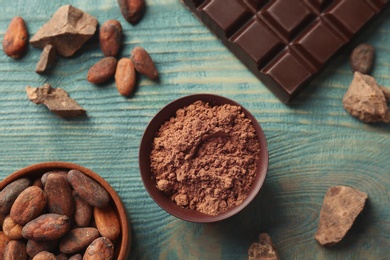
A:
150,100,260,215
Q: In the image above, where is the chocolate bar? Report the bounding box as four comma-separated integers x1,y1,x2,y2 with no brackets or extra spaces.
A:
181,0,388,102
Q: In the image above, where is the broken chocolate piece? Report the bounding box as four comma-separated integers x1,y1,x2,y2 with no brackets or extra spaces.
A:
315,186,368,246
26,83,86,118
180,0,388,102
30,5,98,57
35,44,57,73
248,233,280,260
343,71,390,123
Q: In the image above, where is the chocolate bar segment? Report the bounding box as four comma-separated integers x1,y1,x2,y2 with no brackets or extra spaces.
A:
181,0,388,102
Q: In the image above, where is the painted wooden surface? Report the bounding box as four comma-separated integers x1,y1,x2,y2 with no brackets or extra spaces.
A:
0,0,389,259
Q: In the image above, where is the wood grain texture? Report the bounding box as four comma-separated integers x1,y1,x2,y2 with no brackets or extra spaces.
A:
0,0,389,259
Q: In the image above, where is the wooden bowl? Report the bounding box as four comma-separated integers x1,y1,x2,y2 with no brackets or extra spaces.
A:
139,94,269,222
0,162,130,260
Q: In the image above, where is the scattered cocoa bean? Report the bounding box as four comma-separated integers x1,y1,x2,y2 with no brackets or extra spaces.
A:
0,231,11,257
35,44,57,74
2,215,23,240
22,213,71,241
26,83,86,119
4,240,27,260
10,186,46,225
115,57,137,96
343,72,390,123
99,20,122,57
67,170,110,208
0,178,31,215
3,16,28,59
248,233,280,260
117,0,146,24
32,251,57,260
59,227,99,254
131,46,159,81
94,205,121,241
87,57,118,84
30,5,98,57
83,237,114,260
73,193,93,227
315,186,368,246
350,43,375,74
45,173,74,218
26,239,58,258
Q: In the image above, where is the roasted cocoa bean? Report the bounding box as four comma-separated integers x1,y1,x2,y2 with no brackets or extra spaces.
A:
32,251,57,260
131,46,159,81
94,205,120,241
87,57,117,84
0,178,31,215
3,16,28,58
99,20,122,57
73,193,92,227
67,170,110,208
350,43,375,74
59,227,99,254
3,240,27,260
10,186,47,225
22,213,70,241
26,239,58,258
45,173,74,217
2,215,23,240
117,0,145,24
83,237,114,260
115,57,136,97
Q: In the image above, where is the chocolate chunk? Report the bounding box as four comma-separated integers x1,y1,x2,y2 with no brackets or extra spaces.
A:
181,0,388,102
248,233,280,260
26,83,86,118
30,5,98,57
315,186,368,246
35,44,57,73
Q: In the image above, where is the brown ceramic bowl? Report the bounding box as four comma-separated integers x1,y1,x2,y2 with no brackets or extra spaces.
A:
0,162,130,260
139,94,268,222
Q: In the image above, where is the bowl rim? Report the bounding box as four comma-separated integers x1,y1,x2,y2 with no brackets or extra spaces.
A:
0,161,131,260
139,93,269,223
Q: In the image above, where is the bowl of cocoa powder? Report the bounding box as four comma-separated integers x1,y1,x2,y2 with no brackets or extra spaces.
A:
0,162,130,259
139,94,268,222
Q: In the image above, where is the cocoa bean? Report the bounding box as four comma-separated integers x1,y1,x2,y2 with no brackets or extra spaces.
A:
117,0,146,24
45,173,74,217
3,240,27,260
115,58,136,97
2,215,23,240
0,231,11,257
10,186,47,225
0,178,31,215
3,16,28,58
94,205,120,241
73,193,92,227
22,213,70,241
32,251,57,260
67,170,110,208
87,57,117,84
83,237,114,260
131,46,159,81
68,254,82,260
350,43,375,74
56,254,68,260
41,170,68,187
99,20,122,57
59,227,99,254
26,239,58,258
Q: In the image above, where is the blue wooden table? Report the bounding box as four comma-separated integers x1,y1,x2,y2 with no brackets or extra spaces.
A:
0,1,389,259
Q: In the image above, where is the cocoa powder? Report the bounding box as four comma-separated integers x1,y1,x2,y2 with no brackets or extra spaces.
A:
150,100,260,215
